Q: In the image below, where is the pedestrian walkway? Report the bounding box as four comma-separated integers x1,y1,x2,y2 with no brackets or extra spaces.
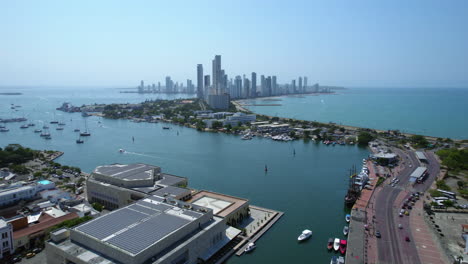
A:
410,199,447,264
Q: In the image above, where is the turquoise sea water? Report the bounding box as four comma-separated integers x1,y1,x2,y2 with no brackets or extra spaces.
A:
0,86,462,263
245,87,468,139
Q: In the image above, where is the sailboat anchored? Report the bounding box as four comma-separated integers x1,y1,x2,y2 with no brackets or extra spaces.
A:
80,119,91,136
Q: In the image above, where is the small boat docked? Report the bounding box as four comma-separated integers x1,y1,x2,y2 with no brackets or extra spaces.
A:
0,128,9,132
162,126,170,130
333,238,340,251
298,229,312,242
76,138,84,144
343,226,349,236
50,120,59,124
74,128,80,132
34,129,42,133
339,240,347,254
327,238,333,250
43,125,49,129
20,124,29,129
337,256,345,264
241,134,253,140
330,256,337,264
56,127,64,130
244,242,256,253
345,214,351,223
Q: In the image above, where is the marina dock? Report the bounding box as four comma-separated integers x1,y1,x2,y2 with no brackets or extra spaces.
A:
235,206,284,256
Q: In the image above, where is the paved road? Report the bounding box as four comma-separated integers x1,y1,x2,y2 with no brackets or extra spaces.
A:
375,149,421,264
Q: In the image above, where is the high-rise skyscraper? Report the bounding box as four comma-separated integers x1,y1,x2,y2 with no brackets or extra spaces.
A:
212,55,222,95
260,75,266,96
304,77,308,93
197,64,204,99
165,76,173,93
244,78,250,98
234,76,242,99
292,79,296,93
251,72,257,97
265,76,272,97
298,77,303,94
272,76,277,96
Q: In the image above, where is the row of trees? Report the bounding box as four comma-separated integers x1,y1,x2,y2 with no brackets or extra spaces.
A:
436,148,468,171
0,144,38,167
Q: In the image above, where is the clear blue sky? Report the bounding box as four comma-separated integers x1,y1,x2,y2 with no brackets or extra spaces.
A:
1,0,467,88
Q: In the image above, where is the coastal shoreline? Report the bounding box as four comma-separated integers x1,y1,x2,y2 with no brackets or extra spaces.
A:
232,100,466,142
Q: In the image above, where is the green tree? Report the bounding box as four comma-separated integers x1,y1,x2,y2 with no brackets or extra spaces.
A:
92,202,104,212
211,121,223,129
357,131,374,145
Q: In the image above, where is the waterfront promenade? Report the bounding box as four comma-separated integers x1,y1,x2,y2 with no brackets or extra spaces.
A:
347,149,444,264
346,160,379,264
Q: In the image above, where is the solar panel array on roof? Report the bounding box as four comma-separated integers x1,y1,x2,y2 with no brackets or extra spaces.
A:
76,208,148,240
141,201,172,212
127,204,159,216
106,213,189,255
183,210,202,218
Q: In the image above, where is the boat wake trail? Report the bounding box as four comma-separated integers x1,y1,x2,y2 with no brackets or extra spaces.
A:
122,151,158,159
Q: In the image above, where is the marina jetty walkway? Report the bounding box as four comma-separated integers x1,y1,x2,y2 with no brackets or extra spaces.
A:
346,160,379,264
234,205,284,256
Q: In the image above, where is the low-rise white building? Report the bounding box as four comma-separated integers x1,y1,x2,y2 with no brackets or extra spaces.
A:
223,112,256,127
0,180,56,207
0,217,14,259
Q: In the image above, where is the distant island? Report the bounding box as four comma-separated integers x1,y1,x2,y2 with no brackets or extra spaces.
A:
0,92,22,95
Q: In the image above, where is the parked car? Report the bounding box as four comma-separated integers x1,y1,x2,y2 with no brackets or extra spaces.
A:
12,256,21,263
26,252,35,258
376,231,382,238
32,247,42,254
405,236,410,242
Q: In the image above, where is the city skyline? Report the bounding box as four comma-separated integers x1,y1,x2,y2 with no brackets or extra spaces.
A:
1,0,468,88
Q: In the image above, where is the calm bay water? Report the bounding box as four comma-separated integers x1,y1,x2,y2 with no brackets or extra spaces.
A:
245,87,468,139
3,86,448,263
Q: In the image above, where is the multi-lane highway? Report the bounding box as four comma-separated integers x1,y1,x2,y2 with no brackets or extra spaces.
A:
374,149,439,264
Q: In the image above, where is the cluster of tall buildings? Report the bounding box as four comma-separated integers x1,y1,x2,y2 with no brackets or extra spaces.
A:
137,78,195,94
136,55,323,109
196,55,320,109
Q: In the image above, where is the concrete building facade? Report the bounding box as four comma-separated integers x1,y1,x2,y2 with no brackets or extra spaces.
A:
0,218,14,259
86,163,188,210
46,196,240,264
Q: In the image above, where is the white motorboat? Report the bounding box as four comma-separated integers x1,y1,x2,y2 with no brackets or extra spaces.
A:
333,238,340,251
343,226,349,236
297,229,312,242
345,214,351,223
337,256,345,264
244,242,256,253
119,149,125,153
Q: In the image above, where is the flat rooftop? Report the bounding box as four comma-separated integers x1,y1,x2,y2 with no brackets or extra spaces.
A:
94,163,159,181
74,196,205,256
189,190,248,218
415,151,427,160
410,167,427,179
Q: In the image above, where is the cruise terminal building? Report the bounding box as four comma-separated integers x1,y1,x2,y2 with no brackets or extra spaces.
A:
46,196,241,264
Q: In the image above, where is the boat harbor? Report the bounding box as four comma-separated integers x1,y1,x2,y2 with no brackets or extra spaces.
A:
235,206,284,256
